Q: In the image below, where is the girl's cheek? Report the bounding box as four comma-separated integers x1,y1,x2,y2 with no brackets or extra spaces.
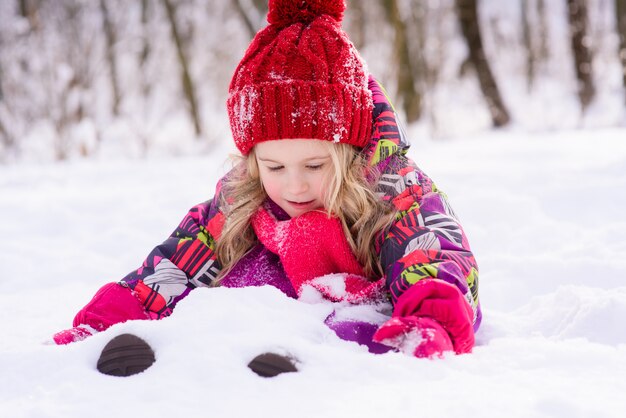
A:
262,179,281,199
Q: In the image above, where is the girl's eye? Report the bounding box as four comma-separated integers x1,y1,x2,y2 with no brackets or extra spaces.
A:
267,165,283,172
306,164,324,171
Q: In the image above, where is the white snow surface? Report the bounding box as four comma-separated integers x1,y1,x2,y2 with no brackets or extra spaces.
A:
1,129,626,417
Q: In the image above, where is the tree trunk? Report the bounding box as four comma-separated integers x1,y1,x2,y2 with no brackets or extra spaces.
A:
521,0,536,91
0,62,4,103
0,63,8,148
567,0,595,111
348,0,366,50
251,0,268,14
0,64,13,155
407,0,428,86
162,0,202,137
100,0,121,117
232,0,257,39
455,0,511,127
139,0,150,76
537,0,550,61
19,0,40,31
617,0,626,103
231,0,267,39
382,0,422,123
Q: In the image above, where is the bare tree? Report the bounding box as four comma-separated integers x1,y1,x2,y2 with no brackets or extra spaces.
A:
100,0,121,117
19,0,41,32
455,0,510,127
231,0,267,39
537,0,550,61
416,0,449,137
0,75,13,159
162,0,202,137
521,0,536,91
347,0,366,50
617,0,626,103
382,0,422,123
520,0,548,92
567,0,595,111
523,0,550,92
1,0,43,159
140,0,152,97
251,0,268,14
406,0,431,121
47,1,100,160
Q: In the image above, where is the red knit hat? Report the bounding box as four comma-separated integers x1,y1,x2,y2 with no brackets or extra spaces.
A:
227,0,373,155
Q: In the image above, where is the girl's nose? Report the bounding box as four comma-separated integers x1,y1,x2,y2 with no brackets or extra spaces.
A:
286,174,308,195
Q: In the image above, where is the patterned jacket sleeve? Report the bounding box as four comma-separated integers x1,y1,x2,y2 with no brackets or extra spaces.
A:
377,156,481,330
118,186,226,318
365,76,481,330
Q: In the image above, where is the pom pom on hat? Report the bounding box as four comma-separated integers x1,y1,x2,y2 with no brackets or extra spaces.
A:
228,0,372,155
267,0,346,27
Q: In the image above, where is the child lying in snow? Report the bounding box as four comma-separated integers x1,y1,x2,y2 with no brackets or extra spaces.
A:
54,0,481,359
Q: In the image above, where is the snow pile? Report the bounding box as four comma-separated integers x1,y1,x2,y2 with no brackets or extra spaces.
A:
1,129,626,417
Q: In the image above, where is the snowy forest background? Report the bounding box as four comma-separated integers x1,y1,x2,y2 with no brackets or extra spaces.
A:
2,3,626,416
1,0,625,164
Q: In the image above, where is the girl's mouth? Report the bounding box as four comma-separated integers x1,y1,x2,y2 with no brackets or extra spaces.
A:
287,200,314,208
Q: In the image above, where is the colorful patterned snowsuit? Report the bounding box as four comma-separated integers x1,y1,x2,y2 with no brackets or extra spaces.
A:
106,78,481,349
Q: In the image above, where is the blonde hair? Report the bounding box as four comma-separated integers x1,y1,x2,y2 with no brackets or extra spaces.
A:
214,141,396,283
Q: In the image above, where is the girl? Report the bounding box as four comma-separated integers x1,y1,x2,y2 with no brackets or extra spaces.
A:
53,0,481,361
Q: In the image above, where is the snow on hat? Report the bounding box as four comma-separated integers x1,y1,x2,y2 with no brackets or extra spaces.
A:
227,0,373,155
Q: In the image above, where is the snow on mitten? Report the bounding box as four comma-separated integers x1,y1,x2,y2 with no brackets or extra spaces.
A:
305,273,386,303
251,207,365,295
373,316,453,358
52,325,96,345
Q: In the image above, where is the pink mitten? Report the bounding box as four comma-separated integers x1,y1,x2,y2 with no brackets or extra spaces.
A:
373,316,453,358
53,282,150,345
373,279,475,358
251,207,365,295
392,279,475,355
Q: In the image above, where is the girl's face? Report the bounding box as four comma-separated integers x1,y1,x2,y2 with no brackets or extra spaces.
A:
254,139,333,218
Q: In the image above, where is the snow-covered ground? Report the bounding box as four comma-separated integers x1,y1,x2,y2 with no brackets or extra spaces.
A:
1,128,626,417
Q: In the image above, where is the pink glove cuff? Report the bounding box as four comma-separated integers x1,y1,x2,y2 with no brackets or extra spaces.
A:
52,325,96,345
